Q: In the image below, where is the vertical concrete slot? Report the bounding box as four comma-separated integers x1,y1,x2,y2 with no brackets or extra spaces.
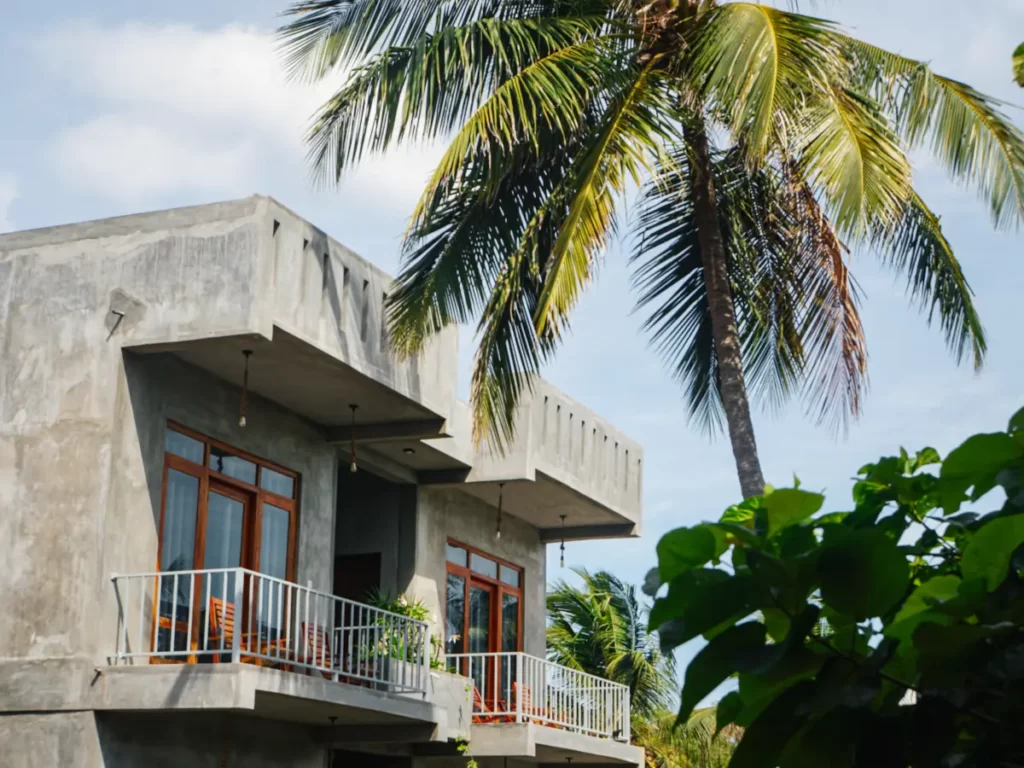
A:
359,279,370,343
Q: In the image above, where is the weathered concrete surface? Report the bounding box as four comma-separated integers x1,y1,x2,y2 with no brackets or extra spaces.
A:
467,723,644,765
460,378,643,537
0,712,105,768
96,711,325,768
409,487,547,658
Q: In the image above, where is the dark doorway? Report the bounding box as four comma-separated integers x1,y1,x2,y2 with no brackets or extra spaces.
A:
333,552,381,604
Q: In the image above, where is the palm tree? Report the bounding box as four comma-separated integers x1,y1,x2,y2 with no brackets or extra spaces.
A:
639,708,741,768
547,570,734,766
280,0,1023,497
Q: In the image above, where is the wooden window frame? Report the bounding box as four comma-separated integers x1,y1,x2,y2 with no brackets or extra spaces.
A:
156,421,301,583
445,538,524,658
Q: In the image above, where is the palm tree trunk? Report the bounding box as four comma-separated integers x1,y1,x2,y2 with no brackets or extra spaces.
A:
685,120,766,499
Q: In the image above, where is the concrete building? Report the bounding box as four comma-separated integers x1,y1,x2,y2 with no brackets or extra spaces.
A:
0,196,645,768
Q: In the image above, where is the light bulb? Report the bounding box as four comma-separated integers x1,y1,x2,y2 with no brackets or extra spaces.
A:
349,460,358,473
495,529,502,541
238,415,247,428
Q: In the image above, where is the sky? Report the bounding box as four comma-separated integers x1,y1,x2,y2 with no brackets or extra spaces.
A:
2,0,1023,697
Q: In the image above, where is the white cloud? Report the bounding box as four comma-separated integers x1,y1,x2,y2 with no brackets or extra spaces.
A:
0,174,16,233
34,21,444,207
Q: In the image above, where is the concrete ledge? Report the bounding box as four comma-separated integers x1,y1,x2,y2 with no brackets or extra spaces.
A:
91,664,443,727
468,723,644,766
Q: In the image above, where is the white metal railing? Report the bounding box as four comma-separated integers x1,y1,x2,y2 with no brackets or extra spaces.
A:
111,568,430,695
446,652,630,741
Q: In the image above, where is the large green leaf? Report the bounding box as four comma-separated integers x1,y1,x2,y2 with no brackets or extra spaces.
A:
817,529,909,619
729,681,815,768
961,514,1024,591
940,432,1024,510
764,488,824,536
657,526,717,583
657,574,760,650
678,622,766,725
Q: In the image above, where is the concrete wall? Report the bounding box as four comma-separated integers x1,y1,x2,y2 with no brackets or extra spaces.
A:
408,488,546,657
266,199,457,420
335,468,417,598
0,711,326,768
0,350,338,708
469,378,643,526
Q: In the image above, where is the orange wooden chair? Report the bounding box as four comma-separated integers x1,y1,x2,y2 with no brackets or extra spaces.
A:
298,622,336,680
513,682,562,727
472,686,514,724
207,596,280,665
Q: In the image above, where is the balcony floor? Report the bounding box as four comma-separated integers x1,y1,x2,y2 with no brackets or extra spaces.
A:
92,663,444,726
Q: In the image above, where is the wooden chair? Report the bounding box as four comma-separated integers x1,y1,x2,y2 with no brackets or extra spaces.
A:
206,596,278,665
472,686,514,724
298,622,335,680
513,682,565,729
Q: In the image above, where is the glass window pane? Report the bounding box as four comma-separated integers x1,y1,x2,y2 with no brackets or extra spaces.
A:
209,446,257,485
502,594,519,652
500,565,520,587
260,467,295,498
157,469,199,654
468,585,493,694
160,469,199,571
259,504,290,580
165,428,204,464
501,594,520,697
445,574,466,657
203,491,245,602
446,544,467,567
470,552,497,579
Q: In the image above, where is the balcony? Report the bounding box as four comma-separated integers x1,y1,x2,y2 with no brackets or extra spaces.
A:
446,652,641,765
111,567,430,693
98,567,475,736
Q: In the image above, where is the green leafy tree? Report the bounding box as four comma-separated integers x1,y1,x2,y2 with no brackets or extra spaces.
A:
647,406,1024,767
1015,43,1024,87
280,0,1024,497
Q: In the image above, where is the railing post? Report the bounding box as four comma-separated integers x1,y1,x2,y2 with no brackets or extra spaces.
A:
231,568,243,664
515,653,524,723
422,623,432,696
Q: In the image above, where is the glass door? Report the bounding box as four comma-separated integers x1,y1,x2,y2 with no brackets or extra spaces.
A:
468,581,496,701
200,482,252,660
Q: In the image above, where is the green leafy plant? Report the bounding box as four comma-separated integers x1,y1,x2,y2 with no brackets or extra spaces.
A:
363,589,443,667
648,407,1024,767
1015,43,1024,87
279,0,1024,499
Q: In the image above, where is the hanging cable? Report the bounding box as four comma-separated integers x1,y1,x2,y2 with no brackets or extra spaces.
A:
495,483,505,540
559,514,567,568
238,350,252,428
348,404,359,472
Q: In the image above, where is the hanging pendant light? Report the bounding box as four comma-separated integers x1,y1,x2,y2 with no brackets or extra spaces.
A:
348,404,359,472
495,483,505,540
239,350,253,427
559,514,567,568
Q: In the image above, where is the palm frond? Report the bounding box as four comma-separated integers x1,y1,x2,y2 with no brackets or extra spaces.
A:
305,14,611,185
872,190,986,369
633,147,869,436
841,36,1024,229
533,60,676,336
795,87,911,237
689,2,845,161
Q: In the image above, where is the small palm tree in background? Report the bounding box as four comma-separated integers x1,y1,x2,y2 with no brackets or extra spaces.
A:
547,570,731,766
548,569,675,724
280,0,1024,498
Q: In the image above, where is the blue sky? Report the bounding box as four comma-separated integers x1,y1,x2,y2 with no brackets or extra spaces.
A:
3,0,1023,692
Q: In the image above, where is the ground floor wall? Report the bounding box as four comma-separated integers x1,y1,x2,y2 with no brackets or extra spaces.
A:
0,711,327,768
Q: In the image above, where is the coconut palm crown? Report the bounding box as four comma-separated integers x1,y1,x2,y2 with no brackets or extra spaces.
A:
280,0,1024,497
